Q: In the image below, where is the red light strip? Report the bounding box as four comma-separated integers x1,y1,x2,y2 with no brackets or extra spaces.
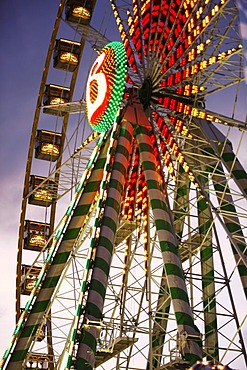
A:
146,0,192,68
169,115,192,138
110,0,138,73
154,112,198,186
152,114,176,178
152,1,227,87
162,44,242,88
157,76,241,128
128,0,144,65
122,148,139,220
141,0,183,63
158,1,204,73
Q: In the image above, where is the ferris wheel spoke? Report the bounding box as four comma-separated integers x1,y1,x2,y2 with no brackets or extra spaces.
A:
153,92,247,130
211,165,247,298
126,1,146,72
178,119,247,293
196,119,247,196
194,108,246,131
148,0,232,85
157,43,242,94
66,23,111,51
110,0,144,81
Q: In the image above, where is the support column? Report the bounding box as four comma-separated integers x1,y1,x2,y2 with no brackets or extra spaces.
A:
136,124,202,365
76,121,134,370
5,138,108,370
197,171,218,360
212,165,247,298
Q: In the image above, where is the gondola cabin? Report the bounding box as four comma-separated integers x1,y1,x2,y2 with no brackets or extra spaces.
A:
21,265,42,295
25,354,49,369
36,325,46,342
35,129,62,161
53,38,81,72
23,220,50,252
28,175,56,207
65,0,93,25
43,84,70,116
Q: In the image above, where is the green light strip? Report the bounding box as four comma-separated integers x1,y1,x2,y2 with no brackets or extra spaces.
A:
197,171,219,360
87,41,127,133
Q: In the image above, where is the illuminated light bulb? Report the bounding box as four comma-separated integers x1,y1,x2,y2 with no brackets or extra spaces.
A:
184,164,189,173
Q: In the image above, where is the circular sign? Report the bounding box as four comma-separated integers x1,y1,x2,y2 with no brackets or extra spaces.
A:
86,41,127,133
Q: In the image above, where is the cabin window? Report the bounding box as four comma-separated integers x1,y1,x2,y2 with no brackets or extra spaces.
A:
53,38,81,72
35,129,62,161
24,354,49,369
65,0,93,25
43,84,70,116
28,175,56,206
24,220,50,251
21,265,42,295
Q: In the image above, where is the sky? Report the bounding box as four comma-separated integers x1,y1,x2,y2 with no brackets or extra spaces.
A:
0,0,59,349
0,0,246,368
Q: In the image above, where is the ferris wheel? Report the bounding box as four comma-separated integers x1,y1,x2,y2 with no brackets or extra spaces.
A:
1,0,247,370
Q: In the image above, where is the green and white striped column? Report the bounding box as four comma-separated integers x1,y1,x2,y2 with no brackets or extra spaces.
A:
212,165,247,298
197,170,218,361
76,120,134,370
65,121,120,369
219,140,247,197
5,138,109,370
149,165,191,368
194,120,246,297
136,124,202,365
148,271,170,370
173,165,191,241
196,120,247,197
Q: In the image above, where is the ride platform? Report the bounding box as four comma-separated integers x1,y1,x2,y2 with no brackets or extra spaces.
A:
95,336,138,367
